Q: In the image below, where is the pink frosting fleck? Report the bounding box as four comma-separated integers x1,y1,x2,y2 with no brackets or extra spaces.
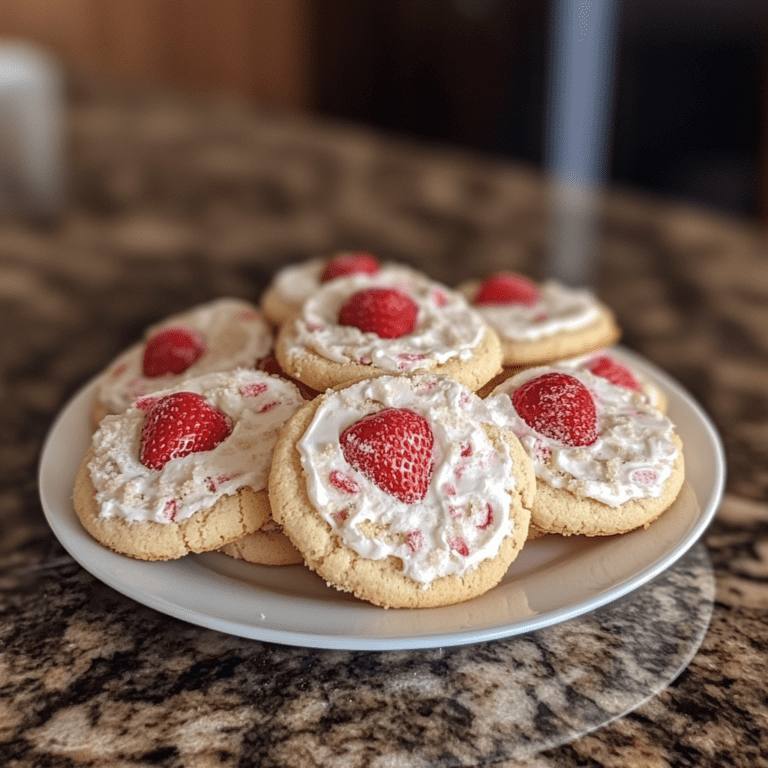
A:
406,530,424,553
163,498,179,522
329,470,360,495
206,473,239,492
476,503,494,530
432,289,449,307
240,382,268,397
533,441,552,463
632,468,659,484
449,537,469,556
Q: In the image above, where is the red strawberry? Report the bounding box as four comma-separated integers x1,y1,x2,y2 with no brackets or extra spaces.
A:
585,355,642,392
474,273,540,306
338,288,418,339
139,392,232,471
142,327,205,377
340,408,434,503
321,252,381,282
512,372,598,446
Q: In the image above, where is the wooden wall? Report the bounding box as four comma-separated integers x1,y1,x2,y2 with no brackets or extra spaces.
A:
0,0,313,111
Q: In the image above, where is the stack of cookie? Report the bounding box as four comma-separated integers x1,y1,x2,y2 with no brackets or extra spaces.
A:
74,252,684,609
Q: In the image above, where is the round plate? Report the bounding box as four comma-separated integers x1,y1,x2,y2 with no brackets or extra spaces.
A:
38,348,725,650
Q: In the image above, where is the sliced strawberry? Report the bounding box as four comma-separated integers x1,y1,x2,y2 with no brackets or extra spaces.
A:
585,355,642,392
142,327,205,377
340,408,434,503
321,252,381,282
139,392,232,471
474,273,540,306
512,372,598,447
338,288,418,339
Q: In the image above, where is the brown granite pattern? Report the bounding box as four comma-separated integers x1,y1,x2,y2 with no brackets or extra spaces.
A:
1,72,768,766
0,544,712,766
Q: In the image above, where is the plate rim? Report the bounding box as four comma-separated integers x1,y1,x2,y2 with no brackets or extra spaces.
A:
38,347,726,650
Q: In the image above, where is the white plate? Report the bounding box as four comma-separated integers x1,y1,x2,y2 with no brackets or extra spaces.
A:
39,348,725,650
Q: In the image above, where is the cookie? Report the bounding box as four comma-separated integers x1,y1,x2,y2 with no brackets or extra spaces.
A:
487,365,684,537
457,272,620,370
275,271,503,393
260,251,426,326
92,297,273,426
218,521,303,566
268,374,535,609
74,369,305,560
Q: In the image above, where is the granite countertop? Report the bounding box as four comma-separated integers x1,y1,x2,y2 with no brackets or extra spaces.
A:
2,73,767,767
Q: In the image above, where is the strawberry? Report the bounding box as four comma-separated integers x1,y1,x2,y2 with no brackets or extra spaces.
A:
585,355,642,392
512,372,598,446
338,288,418,339
142,327,205,378
139,392,232,471
321,252,381,282
474,273,540,306
340,408,434,503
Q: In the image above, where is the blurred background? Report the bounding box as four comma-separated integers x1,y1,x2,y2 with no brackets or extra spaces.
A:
1,0,767,221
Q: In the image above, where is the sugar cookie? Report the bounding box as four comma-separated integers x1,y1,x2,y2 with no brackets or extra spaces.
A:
275,271,502,393
269,374,535,608
218,521,303,566
74,369,305,560
487,365,684,537
458,272,620,369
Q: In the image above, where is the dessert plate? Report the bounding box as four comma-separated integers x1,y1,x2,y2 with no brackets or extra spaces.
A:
39,348,725,650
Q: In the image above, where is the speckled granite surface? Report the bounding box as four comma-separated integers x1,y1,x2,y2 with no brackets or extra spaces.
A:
2,73,768,766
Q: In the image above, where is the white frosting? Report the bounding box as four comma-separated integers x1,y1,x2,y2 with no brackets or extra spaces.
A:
488,366,679,507
463,280,601,341
297,375,519,585
96,298,273,414
287,272,488,373
89,369,304,524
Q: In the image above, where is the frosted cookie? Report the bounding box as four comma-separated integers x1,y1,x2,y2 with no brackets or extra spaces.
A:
458,272,620,370
275,271,503,393
487,365,684,537
74,369,305,561
92,298,273,426
261,251,425,325
218,521,303,566
269,374,535,609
